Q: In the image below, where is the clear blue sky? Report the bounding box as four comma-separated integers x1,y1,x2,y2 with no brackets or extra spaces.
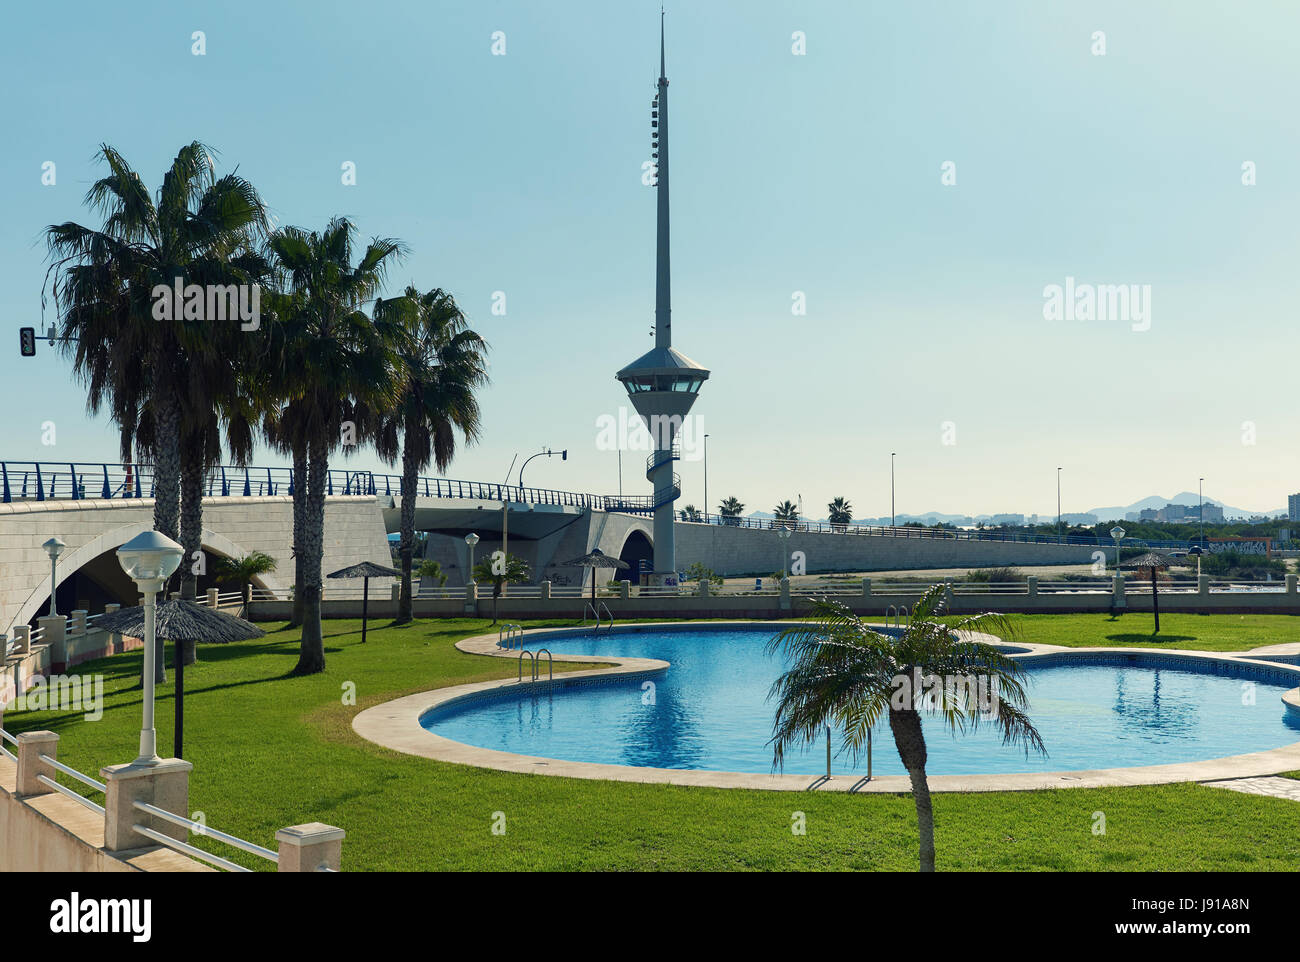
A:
2,0,1297,519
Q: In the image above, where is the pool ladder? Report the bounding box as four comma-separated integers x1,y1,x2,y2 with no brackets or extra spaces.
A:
884,605,910,630
519,648,552,683
499,623,524,650
582,602,614,634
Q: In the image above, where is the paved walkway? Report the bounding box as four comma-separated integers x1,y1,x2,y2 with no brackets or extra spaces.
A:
1202,776,1300,801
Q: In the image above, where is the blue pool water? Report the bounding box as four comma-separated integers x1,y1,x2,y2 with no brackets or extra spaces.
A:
422,629,1300,775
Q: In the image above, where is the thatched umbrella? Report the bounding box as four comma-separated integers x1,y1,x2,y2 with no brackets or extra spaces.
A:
94,600,265,759
559,548,630,601
1121,551,1179,633
327,561,400,644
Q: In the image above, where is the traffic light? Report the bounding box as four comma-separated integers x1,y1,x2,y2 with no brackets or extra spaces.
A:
19,327,36,357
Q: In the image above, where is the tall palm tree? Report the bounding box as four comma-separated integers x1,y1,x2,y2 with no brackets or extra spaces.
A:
718,497,745,525
827,496,853,523
374,287,489,623
767,585,1044,871
264,217,407,674
44,142,268,681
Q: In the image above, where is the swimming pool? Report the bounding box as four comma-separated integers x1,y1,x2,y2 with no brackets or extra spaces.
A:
421,627,1300,777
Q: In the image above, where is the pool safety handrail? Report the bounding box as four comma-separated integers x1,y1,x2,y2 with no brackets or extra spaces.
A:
598,602,614,632
582,602,601,634
885,605,897,627
517,649,536,682
536,648,553,683
499,623,523,650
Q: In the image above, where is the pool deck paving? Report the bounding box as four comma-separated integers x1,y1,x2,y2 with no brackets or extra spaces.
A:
352,621,1300,794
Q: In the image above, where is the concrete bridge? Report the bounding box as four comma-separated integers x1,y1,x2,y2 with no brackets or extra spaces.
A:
1,460,1137,634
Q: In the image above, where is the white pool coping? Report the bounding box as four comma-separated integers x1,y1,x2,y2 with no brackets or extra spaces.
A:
351,621,1300,793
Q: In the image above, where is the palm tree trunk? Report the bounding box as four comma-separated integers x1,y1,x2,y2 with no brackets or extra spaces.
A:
150,346,182,542
289,445,307,627
294,434,328,675
889,707,936,872
397,429,418,623
177,446,204,667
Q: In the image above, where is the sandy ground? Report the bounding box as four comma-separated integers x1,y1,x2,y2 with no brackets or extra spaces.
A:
722,563,1101,587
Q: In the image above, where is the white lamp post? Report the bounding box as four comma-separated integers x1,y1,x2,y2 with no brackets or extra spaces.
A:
1110,525,1125,577
116,530,183,765
465,533,480,585
42,537,66,617
778,528,792,579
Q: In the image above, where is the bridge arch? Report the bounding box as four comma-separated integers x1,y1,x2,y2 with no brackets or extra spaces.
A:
10,520,288,631
617,529,654,581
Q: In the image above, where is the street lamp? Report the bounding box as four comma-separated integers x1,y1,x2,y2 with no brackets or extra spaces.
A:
1198,477,1205,545
1110,525,1125,577
1188,544,1204,578
465,532,480,585
508,448,567,596
518,448,567,489
703,434,710,523
777,527,792,579
42,537,66,617
891,453,896,530
116,530,183,766
1057,467,1063,544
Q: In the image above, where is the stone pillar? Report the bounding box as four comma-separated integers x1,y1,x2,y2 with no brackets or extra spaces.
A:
779,577,791,612
100,758,193,852
463,583,478,615
70,610,88,636
1026,576,1038,598
540,581,552,600
1113,574,1126,609
12,625,31,656
861,578,872,599
698,579,710,598
37,615,67,672
391,584,400,602
103,604,122,654
206,588,219,607
620,580,631,600
1200,574,1212,596
1286,574,1296,595
15,731,59,797
276,822,345,872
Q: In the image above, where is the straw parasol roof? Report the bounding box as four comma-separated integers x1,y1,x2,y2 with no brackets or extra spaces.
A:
559,548,629,570
1121,552,1183,570
327,561,401,579
93,599,265,643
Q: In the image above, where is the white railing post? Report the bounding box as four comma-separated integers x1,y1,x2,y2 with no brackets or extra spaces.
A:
779,577,791,612
1026,576,1038,598
391,583,400,602
15,731,59,797
275,822,345,872
620,580,631,600
1113,574,1126,609
100,758,193,852
12,625,31,656
1286,574,1296,595
206,587,220,607
70,610,88,636
540,581,552,600
698,579,709,598
861,577,872,599
1199,575,1211,597
464,583,478,615
102,604,122,654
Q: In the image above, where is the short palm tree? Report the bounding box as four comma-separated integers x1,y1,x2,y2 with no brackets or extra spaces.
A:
718,497,745,524
416,559,448,590
212,551,279,606
773,499,799,527
374,286,489,623
827,496,853,528
472,554,530,625
767,585,1044,871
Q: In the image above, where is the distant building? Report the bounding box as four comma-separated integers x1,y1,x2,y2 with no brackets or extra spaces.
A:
1201,503,1224,523
1289,493,1300,523
1062,512,1098,525
1125,512,1139,521
991,513,1025,526
1139,508,1159,521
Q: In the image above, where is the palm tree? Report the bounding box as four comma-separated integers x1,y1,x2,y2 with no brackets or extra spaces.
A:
773,499,799,528
416,559,448,591
374,287,489,623
264,217,407,674
828,496,853,531
472,554,529,625
718,496,745,525
212,552,279,606
766,585,1044,871
45,142,269,680
679,504,702,522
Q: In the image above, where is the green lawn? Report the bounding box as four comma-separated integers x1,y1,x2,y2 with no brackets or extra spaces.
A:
989,611,1300,652
5,614,1300,871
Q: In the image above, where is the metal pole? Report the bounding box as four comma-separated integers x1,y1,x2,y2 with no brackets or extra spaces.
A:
49,555,57,617
867,726,872,780
826,724,831,778
174,638,184,759
137,578,162,764
1199,477,1204,544
361,576,369,644
1057,467,1062,544
703,434,709,520
891,453,895,529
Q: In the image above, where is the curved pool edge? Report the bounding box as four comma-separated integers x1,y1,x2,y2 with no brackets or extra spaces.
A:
351,621,1300,794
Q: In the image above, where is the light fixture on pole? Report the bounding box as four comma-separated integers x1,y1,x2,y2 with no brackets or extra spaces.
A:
42,537,66,617
465,532,480,585
777,527,792,579
1110,525,1125,577
116,530,184,766
518,447,568,489
1188,544,1204,578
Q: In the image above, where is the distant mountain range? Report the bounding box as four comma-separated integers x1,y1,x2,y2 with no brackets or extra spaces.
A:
744,492,1285,526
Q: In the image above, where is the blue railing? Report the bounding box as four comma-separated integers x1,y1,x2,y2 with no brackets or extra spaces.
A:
0,460,1198,549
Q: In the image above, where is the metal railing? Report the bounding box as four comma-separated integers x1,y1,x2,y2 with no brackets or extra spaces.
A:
35,753,106,815
499,624,523,650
